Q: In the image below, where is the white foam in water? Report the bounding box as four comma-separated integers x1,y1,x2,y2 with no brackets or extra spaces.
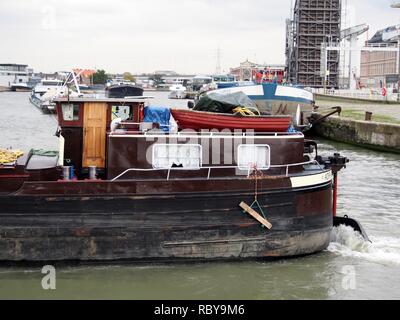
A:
328,225,400,266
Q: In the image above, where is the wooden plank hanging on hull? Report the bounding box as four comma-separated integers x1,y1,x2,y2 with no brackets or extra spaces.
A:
239,202,273,229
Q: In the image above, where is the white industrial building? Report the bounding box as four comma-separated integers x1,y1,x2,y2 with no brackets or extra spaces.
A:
0,64,32,88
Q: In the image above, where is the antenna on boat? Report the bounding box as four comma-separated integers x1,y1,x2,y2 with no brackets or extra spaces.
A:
62,70,83,98
295,105,301,127
215,46,222,75
71,70,82,96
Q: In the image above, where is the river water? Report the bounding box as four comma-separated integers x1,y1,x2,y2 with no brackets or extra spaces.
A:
0,91,399,300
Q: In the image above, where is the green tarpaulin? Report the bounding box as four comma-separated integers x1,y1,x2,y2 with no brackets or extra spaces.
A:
193,92,258,114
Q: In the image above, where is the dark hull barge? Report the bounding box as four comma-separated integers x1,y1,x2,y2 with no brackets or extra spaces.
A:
106,84,144,98
0,98,363,262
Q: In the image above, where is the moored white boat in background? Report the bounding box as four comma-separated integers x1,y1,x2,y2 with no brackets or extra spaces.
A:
29,71,85,114
29,79,68,113
10,82,31,92
168,84,187,99
209,83,315,126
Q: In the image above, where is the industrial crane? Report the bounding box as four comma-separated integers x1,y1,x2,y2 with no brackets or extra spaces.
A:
340,24,369,90
321,24,399,90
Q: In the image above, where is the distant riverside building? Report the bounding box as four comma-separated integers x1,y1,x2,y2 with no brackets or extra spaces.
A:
0,63,32,88
135,76,155,89
360,25,400,89
360,51,398,89
36,72,62,80
73,68,96,85
230,60,285,83
154,70,178,76
162,76,194,85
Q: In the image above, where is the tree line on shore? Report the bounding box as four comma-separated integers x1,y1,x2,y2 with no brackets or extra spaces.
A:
92,70,164,86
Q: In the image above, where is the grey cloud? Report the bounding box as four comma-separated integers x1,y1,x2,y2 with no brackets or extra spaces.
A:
0,0,399,74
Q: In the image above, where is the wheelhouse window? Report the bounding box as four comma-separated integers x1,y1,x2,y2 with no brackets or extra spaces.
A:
237,144,271,171
112,105,133,121
152,144,202,169
61,104,80,121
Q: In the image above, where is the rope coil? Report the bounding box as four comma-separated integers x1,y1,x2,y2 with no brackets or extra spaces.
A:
232,106,260,117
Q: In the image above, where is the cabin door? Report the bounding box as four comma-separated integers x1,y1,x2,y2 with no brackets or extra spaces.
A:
82,102,107,168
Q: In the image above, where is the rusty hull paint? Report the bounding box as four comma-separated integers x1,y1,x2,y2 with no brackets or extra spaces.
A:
12,175,292,197
0,180,333,262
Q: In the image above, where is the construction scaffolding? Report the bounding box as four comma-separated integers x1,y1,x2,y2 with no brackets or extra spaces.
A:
286,0,342,88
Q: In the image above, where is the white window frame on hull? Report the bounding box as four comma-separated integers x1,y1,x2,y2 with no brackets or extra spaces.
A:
152,144,202,170
237,144,271,171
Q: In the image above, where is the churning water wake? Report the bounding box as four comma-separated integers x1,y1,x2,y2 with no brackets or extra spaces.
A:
328,225,400,266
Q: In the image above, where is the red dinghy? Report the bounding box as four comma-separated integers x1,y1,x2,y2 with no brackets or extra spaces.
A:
171,109,292,132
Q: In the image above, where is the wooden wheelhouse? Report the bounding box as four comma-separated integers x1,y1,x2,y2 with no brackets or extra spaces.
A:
56,98,145,178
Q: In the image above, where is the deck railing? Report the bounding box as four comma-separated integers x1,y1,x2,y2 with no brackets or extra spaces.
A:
111,160,323,182
109,128,304,138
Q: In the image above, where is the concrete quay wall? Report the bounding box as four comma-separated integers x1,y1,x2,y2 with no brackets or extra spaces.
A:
312,115,400,154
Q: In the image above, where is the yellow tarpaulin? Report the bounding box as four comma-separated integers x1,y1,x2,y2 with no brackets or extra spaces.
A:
0,149,24,164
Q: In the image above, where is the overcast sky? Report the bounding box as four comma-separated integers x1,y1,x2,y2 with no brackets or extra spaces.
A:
0,0,399,74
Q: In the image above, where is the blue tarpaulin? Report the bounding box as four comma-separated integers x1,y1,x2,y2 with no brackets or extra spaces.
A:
143,106,171,132
287,125,299,133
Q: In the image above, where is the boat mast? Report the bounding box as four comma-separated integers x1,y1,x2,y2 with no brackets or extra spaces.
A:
71,70,82,96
